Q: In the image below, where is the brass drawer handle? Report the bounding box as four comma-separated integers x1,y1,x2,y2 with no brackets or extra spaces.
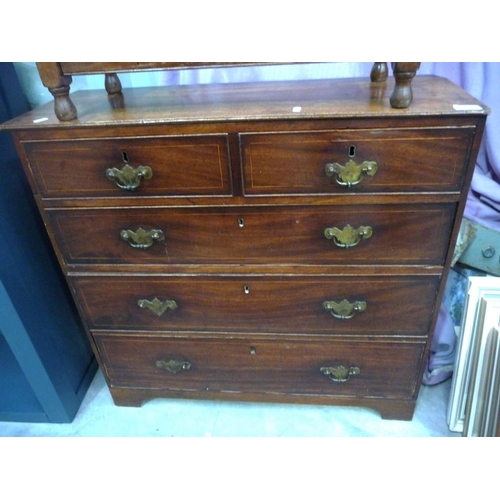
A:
106,163,153,191
325,159,378,187
120,228,164,249
324,224,373,248
156,359,191,374
320,365,360,383
137,298,178,316
323,299,367,320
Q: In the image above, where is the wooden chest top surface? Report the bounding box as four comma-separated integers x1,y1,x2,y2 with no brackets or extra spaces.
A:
1,76,488,131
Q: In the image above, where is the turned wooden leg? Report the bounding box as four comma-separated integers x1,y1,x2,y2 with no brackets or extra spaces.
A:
105,72,122,95
105,73,125,110
390,62,421,109
36,62,77,121
48,81,77,121
370,62,388,82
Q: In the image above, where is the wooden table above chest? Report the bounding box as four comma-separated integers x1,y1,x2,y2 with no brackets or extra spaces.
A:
1,74,487,420
36,62,421,120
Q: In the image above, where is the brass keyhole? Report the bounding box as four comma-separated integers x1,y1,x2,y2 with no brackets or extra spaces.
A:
250,347,257,355
349,145,356,157
122,151,130,163
243,285,250,294
238,217,245,228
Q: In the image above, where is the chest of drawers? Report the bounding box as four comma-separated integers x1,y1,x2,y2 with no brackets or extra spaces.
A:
1,75,487,420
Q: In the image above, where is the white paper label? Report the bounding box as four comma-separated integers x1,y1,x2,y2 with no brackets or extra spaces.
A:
453,104,483,111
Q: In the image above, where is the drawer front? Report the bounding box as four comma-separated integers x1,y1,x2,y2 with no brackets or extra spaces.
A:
23,135,231,198
95,334,425,399
241,127,474,195
72,275,439,335
49,204,455,266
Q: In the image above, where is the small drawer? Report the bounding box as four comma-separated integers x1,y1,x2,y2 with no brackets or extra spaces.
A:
23,135,231,198
72,275,440,335
240,127,474,195
48,203,455,266
95,333,425,399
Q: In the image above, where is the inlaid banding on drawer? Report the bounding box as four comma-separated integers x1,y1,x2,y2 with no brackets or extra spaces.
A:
240,127,474,194
72,275,440,335
48,204,455,266
94,334,425,399
23,135,231,197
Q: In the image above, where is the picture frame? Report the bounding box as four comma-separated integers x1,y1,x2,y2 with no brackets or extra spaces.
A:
447,277,500,435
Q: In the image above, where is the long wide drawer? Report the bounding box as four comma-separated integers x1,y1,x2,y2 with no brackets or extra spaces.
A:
240,127,474,195
95,333,425,399
23,135,232,198
48,204,455,266
72,275,440,335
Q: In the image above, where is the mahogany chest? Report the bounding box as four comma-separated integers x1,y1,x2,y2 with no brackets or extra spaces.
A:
1,75,487,420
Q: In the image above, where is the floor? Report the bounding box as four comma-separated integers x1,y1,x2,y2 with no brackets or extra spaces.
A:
0,369,459,437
